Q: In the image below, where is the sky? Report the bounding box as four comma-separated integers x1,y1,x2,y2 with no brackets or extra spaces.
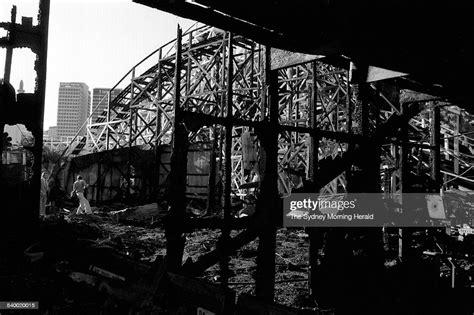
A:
0,0,195,129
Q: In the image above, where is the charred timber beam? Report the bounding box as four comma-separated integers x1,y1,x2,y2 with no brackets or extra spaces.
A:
29,0,50,222
219,32,233,287
430,103,441,191
2,6,16,82
308,60,322,300
181,111,366,143
453,107,460,176
182,222,260,277
165,26,188,273
399,102,410,258
255,51,278,302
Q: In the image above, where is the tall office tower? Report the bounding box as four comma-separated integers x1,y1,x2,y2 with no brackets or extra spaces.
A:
56,82,90,138
90,88,122,123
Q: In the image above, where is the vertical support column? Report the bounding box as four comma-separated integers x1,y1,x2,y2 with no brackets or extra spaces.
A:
391,145,397,193
155,60,163,146
308,60,321,299
165,25,188,273
130,68,136,147
345,67,353,186
308,62,318,183
207,127,218,214
399,102,409,258
444,133,449,185
127,68,136,197
255,47,278,302
105,90,111,150
186,32,193,95
430,103,441,192
219,32,233,287
3,6,16,83
31,0,50,221
154,54,163,201
454,108,460,176
207,37,226,214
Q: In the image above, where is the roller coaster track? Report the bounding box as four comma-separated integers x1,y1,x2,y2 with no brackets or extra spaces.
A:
58,23,474,198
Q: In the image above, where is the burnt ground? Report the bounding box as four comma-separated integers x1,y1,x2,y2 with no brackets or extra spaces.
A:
0,208,473,314
61,212,314,307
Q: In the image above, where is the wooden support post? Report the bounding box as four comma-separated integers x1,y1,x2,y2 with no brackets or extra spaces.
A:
399,102,409,258
345,68,353,187
454,108,460,176
154,57,163,200
3,6,16,83
207,127,218,214
308,61,318,185
31,0,50,222
165,25,188,273
391,145,397,193
96,159,102,205
308,61,321,300
220,32,233,287
126,68,136,199
444,135,450,160
155,56,163,147
106,90,111,150
255,48,278,302
207,40,224,214
430,103,441,192
130,68,135,147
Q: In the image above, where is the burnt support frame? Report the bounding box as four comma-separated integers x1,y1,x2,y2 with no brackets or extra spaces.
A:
219,32,233,286
165,25,189,272
430,103,441,191
0,1,50,222
254,47,279,302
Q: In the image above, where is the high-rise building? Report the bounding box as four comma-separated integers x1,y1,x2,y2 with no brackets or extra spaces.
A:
57,82,90,138
90,88,122,123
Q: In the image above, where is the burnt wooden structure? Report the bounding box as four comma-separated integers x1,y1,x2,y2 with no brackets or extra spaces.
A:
0,1,50,234
3,0,465,311
52,17,474,311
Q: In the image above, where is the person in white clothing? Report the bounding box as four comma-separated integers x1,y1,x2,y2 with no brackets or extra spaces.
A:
39,171,49,217
72,175,92,214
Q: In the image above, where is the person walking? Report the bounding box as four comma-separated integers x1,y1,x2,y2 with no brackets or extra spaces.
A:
39,171,49,217
72,175,92,214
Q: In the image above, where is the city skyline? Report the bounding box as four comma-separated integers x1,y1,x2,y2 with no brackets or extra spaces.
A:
0,0,195,130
